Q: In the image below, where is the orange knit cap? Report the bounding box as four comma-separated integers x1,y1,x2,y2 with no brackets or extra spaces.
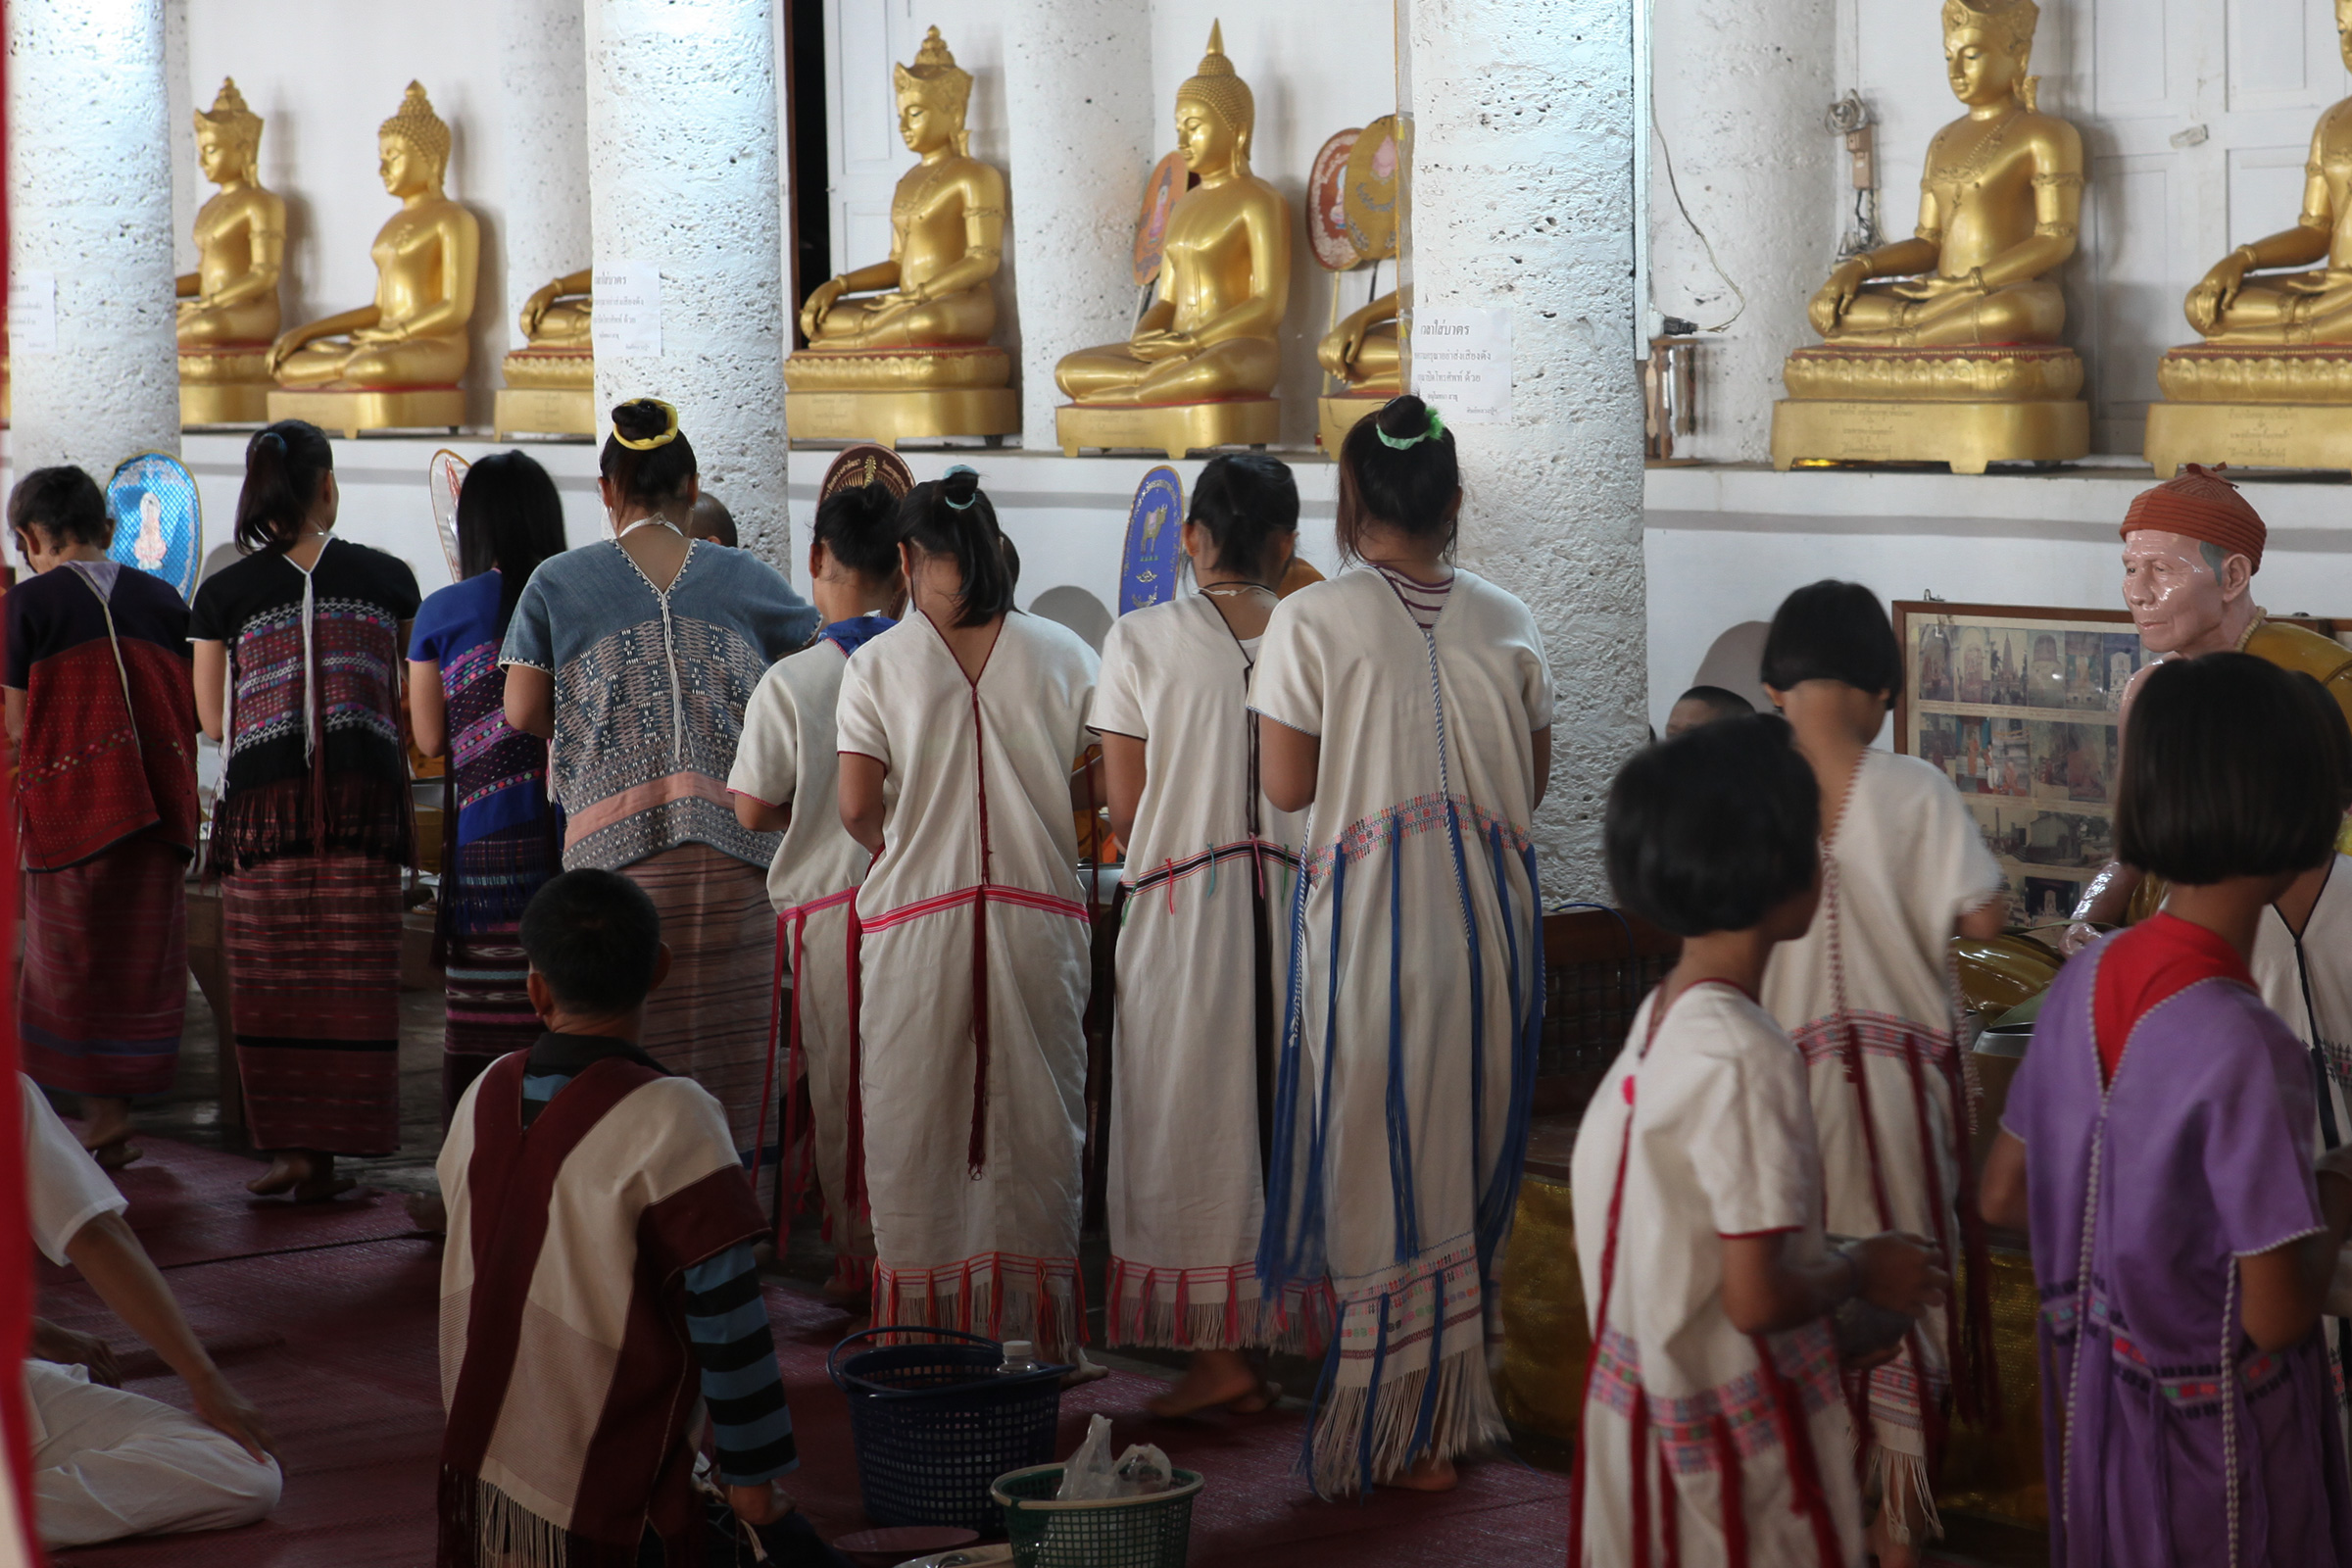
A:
2120,464,2267,572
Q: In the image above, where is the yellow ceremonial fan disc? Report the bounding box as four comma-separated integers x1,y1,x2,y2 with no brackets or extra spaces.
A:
1342,114,1401,263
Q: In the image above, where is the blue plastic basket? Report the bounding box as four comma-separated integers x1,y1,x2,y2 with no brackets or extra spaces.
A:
992,1464,1203,1568
828,1327,1068,1534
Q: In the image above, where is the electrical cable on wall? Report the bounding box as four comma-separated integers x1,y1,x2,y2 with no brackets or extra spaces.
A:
1650,106,1746,334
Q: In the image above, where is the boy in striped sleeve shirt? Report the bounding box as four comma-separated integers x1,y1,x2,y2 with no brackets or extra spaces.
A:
436,869,806,1567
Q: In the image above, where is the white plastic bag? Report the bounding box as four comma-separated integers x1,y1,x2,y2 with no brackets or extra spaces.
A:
1055,1413,1119,1500
1112,1443,1173,1496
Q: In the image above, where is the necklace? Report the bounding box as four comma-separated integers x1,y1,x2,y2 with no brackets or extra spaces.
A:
616,515,683,541
1199,581,1275,598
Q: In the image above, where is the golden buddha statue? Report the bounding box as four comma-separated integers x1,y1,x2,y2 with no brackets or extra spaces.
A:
1055,23,1289,459
2144,0,2352,472
1321,295,1399,392
496,270,595,439
784,27,1015,447
1772,0,2089,473
266,82,475,436
176,80,285,424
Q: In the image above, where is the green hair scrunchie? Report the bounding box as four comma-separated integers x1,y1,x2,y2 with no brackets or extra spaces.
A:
1374,403,1446,451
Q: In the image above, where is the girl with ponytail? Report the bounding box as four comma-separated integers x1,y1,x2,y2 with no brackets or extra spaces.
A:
189,419,424,1200
1250,395,1556,1493
497,399,816,1164
1091,455,1323,1404
835,466,1105,1367
406,451,567,1118
727,478,906,1292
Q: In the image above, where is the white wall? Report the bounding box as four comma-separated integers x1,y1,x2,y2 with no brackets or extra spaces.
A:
183,0,516,427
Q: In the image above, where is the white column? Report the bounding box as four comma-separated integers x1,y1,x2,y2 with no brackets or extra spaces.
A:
7,0,179,476
499,0,593,333
1002,0,1156,442
1648,0,1836,462
584,0,788,566
1402,0,1646,899
164,0,196,273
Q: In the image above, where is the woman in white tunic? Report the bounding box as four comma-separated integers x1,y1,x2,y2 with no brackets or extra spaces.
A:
1571,716,1939,1568
2252,680,2352,1445
837,468,1101,1362
1095,455,1311,1414
1250,398,1552,1494
1755,581,2007,1563
729,480,906,1292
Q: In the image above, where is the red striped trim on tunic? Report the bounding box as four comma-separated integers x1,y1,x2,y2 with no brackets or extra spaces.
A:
858,881,1089,933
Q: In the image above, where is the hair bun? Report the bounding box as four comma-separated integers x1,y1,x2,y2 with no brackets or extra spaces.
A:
1377,395,1429,437
612,399,666,438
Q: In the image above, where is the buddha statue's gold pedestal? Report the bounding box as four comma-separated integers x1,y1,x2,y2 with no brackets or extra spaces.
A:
1055,398,1279,461
783,345,1017,447
1317,393,1388,458
267,386,465,440
2143,346,2352,475
179,346,273,425
494,345,595,439
1771,346,2089,473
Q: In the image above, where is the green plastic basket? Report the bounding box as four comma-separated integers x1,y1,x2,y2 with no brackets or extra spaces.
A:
989,1463,1204,1568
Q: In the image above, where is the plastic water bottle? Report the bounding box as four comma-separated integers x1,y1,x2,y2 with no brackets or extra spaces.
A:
998,1339,1043,1375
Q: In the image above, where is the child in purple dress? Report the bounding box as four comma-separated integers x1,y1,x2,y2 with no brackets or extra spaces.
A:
1984,651,2352,1567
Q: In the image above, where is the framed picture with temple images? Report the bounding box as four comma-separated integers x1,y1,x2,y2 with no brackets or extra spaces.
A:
1894,603,2142,928
1894,600,2341,926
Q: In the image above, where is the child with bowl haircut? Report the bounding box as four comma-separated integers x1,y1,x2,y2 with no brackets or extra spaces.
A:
1983,652,2352,1566
1572,713,1943,1568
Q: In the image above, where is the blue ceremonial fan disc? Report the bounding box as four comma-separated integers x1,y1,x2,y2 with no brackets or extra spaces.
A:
1119,466,1185,616
105,452,203,602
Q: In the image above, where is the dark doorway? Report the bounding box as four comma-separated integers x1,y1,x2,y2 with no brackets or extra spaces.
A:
784,0,829,350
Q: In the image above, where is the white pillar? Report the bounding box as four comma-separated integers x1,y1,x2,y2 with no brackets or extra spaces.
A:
499,0,592,334
1402,0,1646,899
584,0,788,566
1647,0,1836,462
7,0,179,476
1003,0,1157,442
165,0,196,274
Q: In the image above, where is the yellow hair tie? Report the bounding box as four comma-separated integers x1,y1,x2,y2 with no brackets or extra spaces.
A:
612,398,680,451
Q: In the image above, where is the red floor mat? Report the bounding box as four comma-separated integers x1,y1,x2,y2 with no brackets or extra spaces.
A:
36,1127,421,1282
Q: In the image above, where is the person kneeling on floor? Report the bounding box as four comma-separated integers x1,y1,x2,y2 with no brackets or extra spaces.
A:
19,1074,281,1548
437,868,842,1568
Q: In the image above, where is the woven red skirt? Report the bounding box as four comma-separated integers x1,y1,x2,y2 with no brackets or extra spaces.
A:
20,838,189,1097
223,850,403,1154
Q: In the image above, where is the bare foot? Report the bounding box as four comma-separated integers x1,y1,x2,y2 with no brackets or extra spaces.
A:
403,1191,447,1232
77,1095,133,1150
88,1139,143,1173
1059,1351,1112,1388
1388,1454,1457,1493
247,1151,356,1203
1147,1349,1270,1418
822,1265,873,1307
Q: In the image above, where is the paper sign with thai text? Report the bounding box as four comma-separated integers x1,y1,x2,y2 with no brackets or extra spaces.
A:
1411,306,1510,422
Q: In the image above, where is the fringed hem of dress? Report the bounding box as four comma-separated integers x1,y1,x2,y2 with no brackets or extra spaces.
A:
1102,1256,1336,1354
873,1251,1088,1348
208,769,415,876
437,1469,659,1568
1310,1342,1506,1496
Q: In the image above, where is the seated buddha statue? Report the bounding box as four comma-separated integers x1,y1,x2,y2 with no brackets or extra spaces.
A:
177,79,282,350
520,270,592,346
783,28,1013,441
1775,0,2088,469
268,82,478,391
2143,0,2352,467
1319,292,1400,393
176,79,285,424
1807,0,2081,350
495,270,594,436
1054,24,1290,409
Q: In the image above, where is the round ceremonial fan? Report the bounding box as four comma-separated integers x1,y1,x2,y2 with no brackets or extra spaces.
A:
818,443,914,504
1343,115,1402,263
1307,127,1363,271
427,449,468,582
1119,466,1185,617
104,452,203,602
1131,152,1194,289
